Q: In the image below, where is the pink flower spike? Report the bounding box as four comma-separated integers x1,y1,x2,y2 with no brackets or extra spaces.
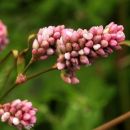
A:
31,23,125,84
0,99,37,130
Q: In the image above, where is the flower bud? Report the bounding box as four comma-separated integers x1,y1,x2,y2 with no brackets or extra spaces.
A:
32,39,39,49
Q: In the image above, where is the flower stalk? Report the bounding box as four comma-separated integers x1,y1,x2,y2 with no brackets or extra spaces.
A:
94,111,130,130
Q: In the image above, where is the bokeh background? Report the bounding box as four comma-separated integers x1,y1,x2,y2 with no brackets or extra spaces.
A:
0,0,130,130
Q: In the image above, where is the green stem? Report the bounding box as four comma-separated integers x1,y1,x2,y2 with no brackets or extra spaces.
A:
0,65,14,92
0,66,57,101
0,83,18,102
27,66,56,81
23,57,34,74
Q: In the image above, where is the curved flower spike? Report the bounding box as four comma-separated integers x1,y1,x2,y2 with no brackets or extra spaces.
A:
32,22,125,84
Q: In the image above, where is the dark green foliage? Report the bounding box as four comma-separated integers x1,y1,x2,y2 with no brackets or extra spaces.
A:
0,0,130,130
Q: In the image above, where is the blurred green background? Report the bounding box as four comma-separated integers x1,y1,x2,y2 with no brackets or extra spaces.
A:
0,0,130,130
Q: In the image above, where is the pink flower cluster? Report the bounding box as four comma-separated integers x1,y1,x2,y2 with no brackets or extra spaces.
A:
0,99,37,130
32,22,125,84
0,20,8,51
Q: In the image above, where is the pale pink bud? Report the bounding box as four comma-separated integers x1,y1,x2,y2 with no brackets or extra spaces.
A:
71,58,78,65
10,107,17,114
71,31,79,42
47,48,54,55
37,34,43,43
117,25,124,31
83,32,93,40
71,77,80,84
12,117,20,125
72,43,80,51
62,29,72,42
78,38,86,45
1,112,10,122
103,28,109,34
23,113,31,120
96,26,103,35
110,40,118,47
101,40,108,47
57,62,65,70
15,110,22,119
29,110,36,116
22,106,30,113
78,49,84,55
57,55,64,62
42,30,49,40
116,31,125,42
96,49,106,57
38,48,45,54
0,109,4,115
65,29,73,37
111,33,116,39
93,35,102,43
32,39,39,49
61,73,71,84
32,49,37,55
102,33,111,41
48,26,54,36
11,99,21,107
25,102,32,109
30,116,37,124
85,40,93,48
89,27,97,35
80,55,89,65
16,74,26,84
66,60,71,67
40,55,48,60
41,40,49,48
64,52,71,60
48,37,55,45
3,103,10,112
21,120,29,127
93,44,101,50
53,32,61,39
83,47,90,55
54,26,61,32
71,51,78,57
109,24,118,33
90,50,98,58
